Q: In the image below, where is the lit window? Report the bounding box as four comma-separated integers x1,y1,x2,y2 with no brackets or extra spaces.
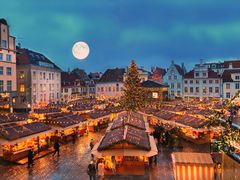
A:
19,71,24,79
20,84,25,92
33,84,36,92
215,87,219,93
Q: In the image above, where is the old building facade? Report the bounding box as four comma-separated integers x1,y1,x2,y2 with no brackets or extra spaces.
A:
0,19,16,111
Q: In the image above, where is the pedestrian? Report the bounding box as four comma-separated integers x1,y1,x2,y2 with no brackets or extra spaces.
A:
154,155,158,164
72,130,76,144
90,139,94,150
98,160,105,180
52,140,60,157
27,148,34,168
87,160,96,180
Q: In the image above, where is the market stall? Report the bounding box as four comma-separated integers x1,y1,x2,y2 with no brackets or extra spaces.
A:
171,152,214,180
92,112,158,176
0,122,52,161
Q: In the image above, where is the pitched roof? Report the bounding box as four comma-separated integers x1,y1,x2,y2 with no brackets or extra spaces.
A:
174,64,184,75
61,72,79,87
222,69,240,82
224,60,240,68
17,47,61,70
184,69,220,79
98,68,125,83
184,70,194,79
142,80,168,88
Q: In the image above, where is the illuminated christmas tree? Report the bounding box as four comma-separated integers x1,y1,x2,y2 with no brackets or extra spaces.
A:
122,60,145,111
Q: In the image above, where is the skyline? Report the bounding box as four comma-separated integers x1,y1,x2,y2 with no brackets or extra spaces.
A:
1,0,240,72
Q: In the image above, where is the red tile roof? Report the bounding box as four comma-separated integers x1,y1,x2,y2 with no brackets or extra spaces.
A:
224,60,240,68
222,69,240,82
184,70,194,79
98,68,125,83
184,69,220,79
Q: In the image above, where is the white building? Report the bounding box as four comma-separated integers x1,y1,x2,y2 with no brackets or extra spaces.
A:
14,47,61,111
163,61,186,98
183,63,222,99
222,69,240,99
96,68,125,99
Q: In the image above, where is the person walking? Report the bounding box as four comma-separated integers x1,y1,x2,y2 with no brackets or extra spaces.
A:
27,148,34,168
52,140,60,157
98,160,105,180
90,139,94,150
87,161,96,180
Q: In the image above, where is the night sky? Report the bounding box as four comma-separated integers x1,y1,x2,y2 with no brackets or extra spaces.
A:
1,0,240,73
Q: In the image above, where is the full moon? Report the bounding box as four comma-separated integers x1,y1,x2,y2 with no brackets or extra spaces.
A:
72,41,90,60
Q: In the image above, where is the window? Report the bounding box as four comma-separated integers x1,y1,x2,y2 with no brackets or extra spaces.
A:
32,71,36,79
52,84,54,91
2,40,7,48
226,83,230,90
203,80,206,84
6,54,12,62
196,87,199,93
97,87,100,92
184,80,188,84
190,80,193,84
40,72,42,79
226,92,230,98
43,72,46,80
0,80,3,92
209,80,212,84
209,87,213,93
190,87,193,93
203,72,206,77
177,83,181,89
20,84,25,92
171,83,174,88
215,80,219,84
215,87,219,93
184,87,188,93
40,84,43,91
108,87,111,92
174,75,177,79
19,71,24,79
101,87,104,92
64,88,68,93
52,73,54,80
6,67,12,75
33,84,36,92
7,80,12,91
195,73,199,77
49,73,51,80
32,95,36,104
235,83,240,89
236,76,240,80
0,66,3,75
43,84,46,91
203,87,206,94
196,80,199,84
171,90,174,96
0,53,3,60
49,84,51,91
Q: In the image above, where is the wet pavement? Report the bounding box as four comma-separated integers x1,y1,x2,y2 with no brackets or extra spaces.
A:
0,130,209,180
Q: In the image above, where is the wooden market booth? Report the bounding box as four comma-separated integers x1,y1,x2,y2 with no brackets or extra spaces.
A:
0,122,52,162
171,152,214,180
92,112,158,176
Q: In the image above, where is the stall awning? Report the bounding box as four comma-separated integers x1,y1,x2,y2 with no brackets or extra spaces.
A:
91,136,158,157
172,152,214,165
